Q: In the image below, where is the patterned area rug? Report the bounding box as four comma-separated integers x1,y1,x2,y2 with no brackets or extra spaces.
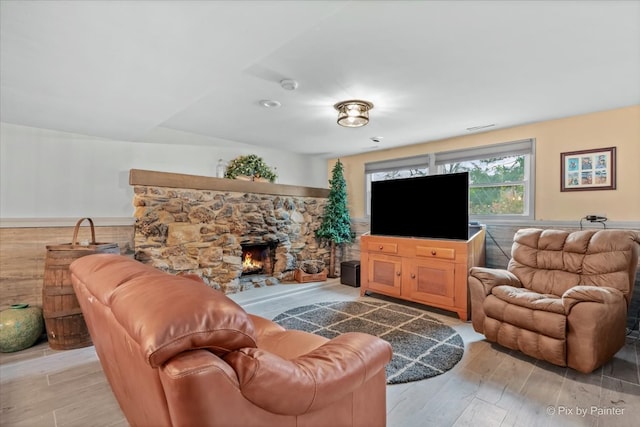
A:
272,300,464,385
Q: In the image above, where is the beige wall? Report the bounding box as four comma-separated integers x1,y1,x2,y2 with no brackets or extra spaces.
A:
332,106,640,221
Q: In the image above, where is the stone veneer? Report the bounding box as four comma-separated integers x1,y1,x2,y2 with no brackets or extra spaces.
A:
131,176,330,294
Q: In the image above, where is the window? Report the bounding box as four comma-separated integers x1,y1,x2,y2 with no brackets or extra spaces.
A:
365,139,535,219
364,154,431,216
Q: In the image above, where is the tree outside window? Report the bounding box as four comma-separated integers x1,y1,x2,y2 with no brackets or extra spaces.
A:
440,155,526,215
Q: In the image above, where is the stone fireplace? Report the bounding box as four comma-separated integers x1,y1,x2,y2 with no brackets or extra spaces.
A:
129,169,331,294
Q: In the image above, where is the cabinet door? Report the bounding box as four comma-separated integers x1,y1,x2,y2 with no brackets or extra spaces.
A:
405,258,455,306
365,253,402,297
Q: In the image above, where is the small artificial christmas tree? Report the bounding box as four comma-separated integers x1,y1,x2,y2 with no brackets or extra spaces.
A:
315,159,354,277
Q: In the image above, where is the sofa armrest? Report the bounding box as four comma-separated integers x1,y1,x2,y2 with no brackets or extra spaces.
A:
224,332,392,415
468,267,522,295
562,286,626,312
247,314,286,336
563,286,629,373
468,267,522,333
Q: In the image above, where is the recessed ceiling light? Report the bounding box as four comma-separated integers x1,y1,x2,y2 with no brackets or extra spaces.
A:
280,79,298,91
259,99,281,108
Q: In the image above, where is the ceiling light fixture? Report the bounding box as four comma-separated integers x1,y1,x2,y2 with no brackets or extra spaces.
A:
334,100,374,128
259,99,281,108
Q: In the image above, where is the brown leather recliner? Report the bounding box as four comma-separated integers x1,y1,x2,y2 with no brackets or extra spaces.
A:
469,228,639,374
69,254,392,427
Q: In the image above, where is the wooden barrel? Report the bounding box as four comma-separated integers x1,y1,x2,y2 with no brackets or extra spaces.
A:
42,218,119,350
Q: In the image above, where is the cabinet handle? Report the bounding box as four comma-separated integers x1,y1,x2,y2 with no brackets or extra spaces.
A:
431,250,436,256
396,271,401,276
411,273,416,279
379,245,384,250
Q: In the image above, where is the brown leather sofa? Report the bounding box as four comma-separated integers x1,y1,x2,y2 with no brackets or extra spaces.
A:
69,254,392,427
469,228,639,373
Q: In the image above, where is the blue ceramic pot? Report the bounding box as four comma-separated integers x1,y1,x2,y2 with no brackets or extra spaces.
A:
0,304,44,352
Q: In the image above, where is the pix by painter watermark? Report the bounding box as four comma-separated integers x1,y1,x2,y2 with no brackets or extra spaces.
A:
546,405,625,417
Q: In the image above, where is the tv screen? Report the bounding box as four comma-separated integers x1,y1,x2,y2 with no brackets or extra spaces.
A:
370,172,469,240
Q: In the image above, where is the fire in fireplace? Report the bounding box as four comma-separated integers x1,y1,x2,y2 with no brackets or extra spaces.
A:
241,243,275,276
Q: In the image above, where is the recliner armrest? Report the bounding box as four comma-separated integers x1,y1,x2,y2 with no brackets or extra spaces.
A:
468,267,522,295
562,286,625,312
224,332,393,415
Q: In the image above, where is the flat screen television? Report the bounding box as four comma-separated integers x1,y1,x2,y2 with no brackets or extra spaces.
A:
370,172,469,240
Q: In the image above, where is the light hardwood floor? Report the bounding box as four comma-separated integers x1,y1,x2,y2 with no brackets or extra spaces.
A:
1,279,638,427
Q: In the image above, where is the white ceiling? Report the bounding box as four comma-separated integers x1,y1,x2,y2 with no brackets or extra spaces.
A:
1,1,639,158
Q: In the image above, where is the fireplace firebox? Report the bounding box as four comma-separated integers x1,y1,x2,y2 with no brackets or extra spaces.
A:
241,243,276,276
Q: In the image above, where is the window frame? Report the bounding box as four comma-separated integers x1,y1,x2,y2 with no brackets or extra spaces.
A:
364,139,536,220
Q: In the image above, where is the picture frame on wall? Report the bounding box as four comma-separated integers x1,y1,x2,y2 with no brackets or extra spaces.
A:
560,146,616,192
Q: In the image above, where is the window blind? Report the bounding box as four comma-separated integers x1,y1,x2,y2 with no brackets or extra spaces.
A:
434,139,534,165
364,154,431,174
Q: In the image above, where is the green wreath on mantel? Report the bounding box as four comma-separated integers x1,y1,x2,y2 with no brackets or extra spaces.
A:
224,154,278,183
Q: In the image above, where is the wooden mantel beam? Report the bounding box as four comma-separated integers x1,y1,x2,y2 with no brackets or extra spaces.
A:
129,169,330,198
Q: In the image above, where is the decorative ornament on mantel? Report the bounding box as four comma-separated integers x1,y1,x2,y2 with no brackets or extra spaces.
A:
216,159,227,178
224,154,278,183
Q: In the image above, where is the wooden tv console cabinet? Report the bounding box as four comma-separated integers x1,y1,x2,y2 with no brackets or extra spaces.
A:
360,229,485,321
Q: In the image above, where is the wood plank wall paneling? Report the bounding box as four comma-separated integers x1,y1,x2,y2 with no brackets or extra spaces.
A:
3,219,638,331
0,226,134,310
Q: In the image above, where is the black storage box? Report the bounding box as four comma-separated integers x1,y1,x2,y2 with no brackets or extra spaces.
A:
340,260,361,287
